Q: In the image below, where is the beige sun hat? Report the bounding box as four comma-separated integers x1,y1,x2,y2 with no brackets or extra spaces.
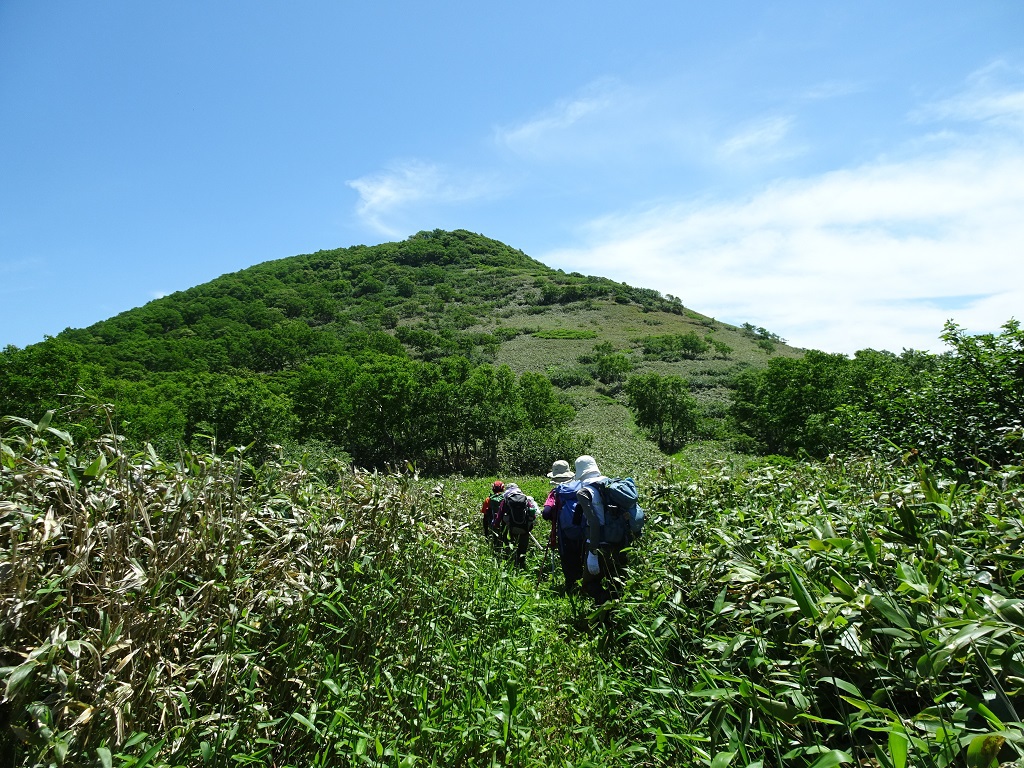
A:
573,455,603,483
546,459,574,482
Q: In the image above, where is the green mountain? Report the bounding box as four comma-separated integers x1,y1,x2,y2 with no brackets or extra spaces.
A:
0,229,797,473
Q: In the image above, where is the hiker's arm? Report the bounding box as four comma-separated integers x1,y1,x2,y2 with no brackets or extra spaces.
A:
541,489,556,521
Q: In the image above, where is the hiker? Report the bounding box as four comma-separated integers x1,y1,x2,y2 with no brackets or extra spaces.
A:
542,459,586,595
481,481,506,555
542,459,574,550
500,482,539,568
574,455,629,605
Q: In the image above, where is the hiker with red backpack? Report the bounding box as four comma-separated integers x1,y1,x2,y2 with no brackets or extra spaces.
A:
481,481,506,556
542,459,587,596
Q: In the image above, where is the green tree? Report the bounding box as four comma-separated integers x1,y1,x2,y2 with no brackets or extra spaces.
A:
730,350,849,456
625,372,699,452
346,356,420,466
519,371,573,430
288,355,362,445
582,342,633,387
0,337,85,421
185,375,296,458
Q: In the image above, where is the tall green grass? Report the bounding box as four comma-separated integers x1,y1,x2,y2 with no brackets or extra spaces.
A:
3,412,1023,766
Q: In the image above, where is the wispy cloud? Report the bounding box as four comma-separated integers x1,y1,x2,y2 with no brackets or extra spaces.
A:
915,60,1024,128
494,80,620,157
718,115,795,159
345,64,1024,353
346,161,499,236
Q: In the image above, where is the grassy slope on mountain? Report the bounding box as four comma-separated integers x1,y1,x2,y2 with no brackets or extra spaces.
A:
60,228,798,378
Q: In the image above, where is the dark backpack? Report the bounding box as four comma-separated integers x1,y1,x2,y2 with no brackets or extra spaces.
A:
502,490,535,535
596,477,644,544
486,491,506,532
554,481,586,542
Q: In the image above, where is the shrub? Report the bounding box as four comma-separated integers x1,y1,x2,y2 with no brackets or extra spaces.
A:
497,427,593,474
532,329,598,340
546,365,594,388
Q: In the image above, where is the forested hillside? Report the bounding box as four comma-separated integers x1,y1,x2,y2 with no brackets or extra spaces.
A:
0,229,793,474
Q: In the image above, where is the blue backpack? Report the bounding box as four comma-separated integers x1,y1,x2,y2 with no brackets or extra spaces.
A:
596,477,644,544
554,481,586,542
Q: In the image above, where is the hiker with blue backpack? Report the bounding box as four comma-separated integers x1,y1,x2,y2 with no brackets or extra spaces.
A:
572,455,644,605
542,460,583,594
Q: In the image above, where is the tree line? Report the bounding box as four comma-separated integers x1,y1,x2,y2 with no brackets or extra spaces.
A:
0,345,586,474
729,319,1023,470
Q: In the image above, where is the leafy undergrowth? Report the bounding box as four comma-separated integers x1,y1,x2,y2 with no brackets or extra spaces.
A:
2,414,1024,767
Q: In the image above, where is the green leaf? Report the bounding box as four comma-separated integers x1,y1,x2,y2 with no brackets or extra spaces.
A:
134,740,165,768
806,749,852,768
4,659,38,698
895,562,930,595
755,696,801,723
65,463,80,491
888,727,909,768
124,732,148,748
290,711,319,734
860,526,878,566
45,426,72,444
963,693,1006,730
868,596,911,629
821,677,863,698
966,734,1004,768
84,453,108,479
713,585,728,615
831,574,856,598
3,415,37,429
786,563,820,620
711,750,736,768
97,747,112,768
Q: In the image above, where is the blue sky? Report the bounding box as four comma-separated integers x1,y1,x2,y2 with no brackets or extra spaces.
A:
2,2,1022,354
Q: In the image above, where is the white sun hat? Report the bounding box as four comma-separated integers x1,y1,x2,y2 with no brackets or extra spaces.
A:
573,455,603,483
546,459,575,482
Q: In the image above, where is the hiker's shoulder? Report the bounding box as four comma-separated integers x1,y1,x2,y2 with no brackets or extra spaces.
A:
577,478,608,498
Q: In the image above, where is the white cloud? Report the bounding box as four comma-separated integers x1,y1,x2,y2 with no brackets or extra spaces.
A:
494,80,620,157
542,135,1024,355
718,115,795,158
346,161,499,236
915,60,1024,129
